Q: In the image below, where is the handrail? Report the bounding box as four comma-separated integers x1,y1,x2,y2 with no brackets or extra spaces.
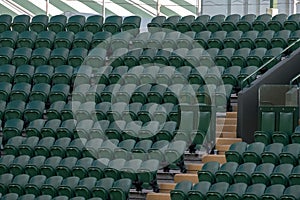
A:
241,38,300,89
290,73,300,86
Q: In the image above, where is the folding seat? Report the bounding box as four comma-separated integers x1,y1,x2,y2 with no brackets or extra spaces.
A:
236,14,256,32
50,137,71,158
147,140,169,162
91,102,110,121
147,16,166,32
155,66,176,85
85,84,105,104
215,48,235,67
204,66,224,85
103,158,126,180
165,140,187,172
186,181,210,200
61,101,81,121
97,138,119,159
186,48,215,67
66,15,85,33
23,100,45,122
25,119,45,137
262,47,283,69
147,31,166,49
168,48,189,67
57,176,80,198
215,162,239,184
268,13,287,32
270,163,293,186
89,119,110,139
33,65,53,85
0,14,12,33
287,30,300,51
35,195,53,200
0,155,15,176
198,161,220,183
131,140,153,160
137,159,159,191
99,84,120,103
261,143,284,165
90,31,112,49
18,136,40,156
3,118,24,141
72,84,90,103
284,14,300,31
72,65,93,86
56,119,77,139
40,175,63,196
170,180,193,200
16,31,37,49
206,182,230,200
179,84,200,104
30,47,51,66
34,137,56,157
74,119,94,138
221,66,241,88
74,177,97,199
73,31,93,49
254,30,275,49
105,120,127,140
246,47,267,67
94,65,112,85
223,30,243,49
224,183,248,200
48,15,67,33
132,32,151,49
137,103,160,122
0,64,15,83
54,31,75,49
221,14,241,32
49,48,70,67
271,30,291,48
123,65,144,84
12,14,30,33
24,156,46,177
153,48,173,66
239,31,259,49
87,157,109,179
40,157,63,178
109,47,128,67
163,84,184,104
48,84,70,103
123,48,143,68
121,16,141,36
66,138,87,158
14,64,34,84
84,15,103,33
72,157,94,179
87,177,113,199
193,31,211,49
252,14,272,32
188,66,208,85
254,111,276,145
81,138,104,158
108,66,128,84
40,119,62,138
261,184,285,200
162,31,181,49
11,47,32,67
207,30,227,49
279,143,300,165
109,140,131,161
30,14,49,33
251,163,275,185
172,65,193,84
176,15,195,33
177,31,195,49
242,142,265,164
29,83,50,102
35,30,56,48
0,31,18,48
272,112,295,145
161,15,181,31
206,14,225,32
18,194,35,200
9,155,30,176
121,102,143,122
56,157,78,178
103,15,123,34
106,102,128,121
191,15,210,32
84,48,106,68
153,103,175,123
1,193,19,200
281,185,300,199
4,136,24,156
8,174,30,195
233,162,257,185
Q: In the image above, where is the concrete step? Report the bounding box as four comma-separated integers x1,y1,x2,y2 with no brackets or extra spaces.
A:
216,118,237,125
216,138,242,145
202,154,227,164
174,173,198,183
186,163,203,174
217,131,237,138
158,183,176,193
146,192,171,200
215,144,230,153
226,112,237,118
216,124,237,132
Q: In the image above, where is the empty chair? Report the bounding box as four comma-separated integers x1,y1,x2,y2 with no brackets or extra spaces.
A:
270,163,293,186
33,65,54,84
206,14,225,32
0,14,12,33
54,31,74,49
56,157,78,178
191,15,210,32
251,163,275,185
24,174,47,196
252,14,272,31
137,159,160,191
29,83,50,102
194,31,211,49
281,185,300,199
56,119,77,139
74,177,97,199
68,47,88,67
237,14,256,32
177,31,195,49
215,162,239,184
30,14,49,33
105,120,127,140
85,48,106,68
271,30,291,48
109,178,132,200
16,31,37,48
91,177,114,199
0,64,15,83
48,84,70,103
34,137,56,157
40,175,63,196
72,157,94,179
48,15,67,33
221,14,240,32
12,47,32,67
90,31,112,49
262,47,283,70
49,48,69,67
12,14,30,32
279,143,300,165
40,119,61,138
262,184,285,200
223,30,243,49
239,31,259,49
25,119,45,137
215,48,235,67
246,47,267,67
187,181,211,200
35,30,56,48
198,161,220,183
221,66,242,88
206,182,229,200
30,47,51,66
84,15,103,33
284,13,300,31
9,155,30,176
162,15,181,31
268,13,287,31
121,16,141,36
103,15,123,34
147,32,166,49
233,162,257,185
40,158,62,179
57,176,80,198
225,141,248,164
176,15,195,32
0,31,18,48
254,30,275,49
147,16,166,32
4,136,25,156
66,138,87,158
123,48,143,68
4,100,25,120
162,31,181,49
207,30,227,49
66,15,85,33
8,174,30,195
242,142,265,164
272,111,295,145
19,136,40,156
14,64,34,84
224,183,247,200
3,119,24,142
170,180,193,200
261,143,284,165
23,100,45,122
50,137,72,157
132,32,151,49
73,31,93,49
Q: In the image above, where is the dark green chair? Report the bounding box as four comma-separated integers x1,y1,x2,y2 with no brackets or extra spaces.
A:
85,48,107,68
0,14,12,33
272,112,295,145
254,111,276,145
236,14,256,32
24,174,47,196
4,100,25,120
14,64,34,83
221,14,240,32
30,47,51,66
137,159,159,191
30,14,49,33
162,31,181,49
270,163,293,186
147,31,166,49
123,48,143,68
251,163,275,185
40,175,63,196
91,102,111,121
0,63,15,82
206,182,229,200
223,30,243,49
40,119,62,138
261,184,285,200
73,31,93,49
147,16,166,32
239,31,259,49
23,100,45,122
194,31,211,49
177,31,195,49
48,15,67,33
104,158,126,180
233,162,257,185
40,157,62,178
74,119,94,138
207,30,227,49
287,30,300,51
271,30,291,48
279,143,300,165
74,177,97,199
198,161,220,183
35,31,56,49
132,32,151,49
187,181,211,200
242,142,265,164
0,31,18,48
284,14,300,31
57,176,80,198
12,14,30,33
61,101,81,121
268,13,287,32
103,15,123,34
49,48,70,67
82,138,103,158
90,31,112,49
0,173,13,195
12,47,32,67
119,159,142,182
191,15,210,32
121,103,143,122
4,136,24,156
67,47,88,67
56,119,77,139
3,119,24,142
8,174,30,195
88,158,110,180
72,84,90,102
93,66,112,85
34,137,55,157
281,185,300,200
25,119,45,137
9,155,30,176
16,31,37,48
48,84,70,103
91,177,114,199
261,143,284,165
170,180,193,200
1,193,18,200
121,16,141,36
221,66,241,88
29,83,50,102
176,15,195,32
252,14,272,32
206,14,225,33
225,141,247,164
123,65,144,84
33,65,54,84
98,139,119,159
66,15,85,33
224,183,247,200
19,136,39,157
84,15,103,33
56,157,78,178
254,30,275,49
262,47,283,70
105,120,127,140
72,157,94,179
215,162,239,184
54,31,74,49
215,48,235,67
162,15,181,31
246,47,267,67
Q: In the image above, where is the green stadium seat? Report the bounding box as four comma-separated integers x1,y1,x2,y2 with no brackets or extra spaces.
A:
121,16,141,36
215,48,235,67
0,14,12,33
114,139,135,159
86,157,109,179
194,31,211,49
109,47,127,67
24,100,45,122
107,102,128,121
191,15,210,32
30,47,51,66
68,47,88,67
281,185,300,199
16,31,37,48
188,66,208,85
17,194,35,200
74,119,94,138
106,120,127,140
147,31,166,49
48,84,70,103
0,31,18,48
221,14,241,32
254,111,276,145
123,48,143,68
54,31,74,49
123,65,144,84
132,32,151,49
4,136,24,156
97,139,119,159
223,30,243,49
255,30,274,49
86,84,106,103
0,174,13,195
84,15,103,34
289,165,300,185
1,193,18,200
207,30,227,49
204,66,224,85
49,48,70,67
56,157,78,178
252,14,272,32
177,31,195,49
279,143,300,165
239,31,259,49
25,119,45,137
132,140,153,160
74,177,97,199
147,16,166,32
236,14,256,32
46,101,65,120
12,47,32,67
34,137,55,157
91,102,111,121
8,174,30,195
48,15,67,33
25,159,46,181
57,176,80,198
246,47,267,67
9,155,30,176
4,100,25,120
40,119,61,138
85,48,106,68
287,30,300,51
206,182,229,200
0,155,15,176
162,15,181,31
176,15,195,33
242,142,265,164
29,83,50,102
261,143,284,165
66,138,87,158
224,183,247,200
272,112,295,145
206,14,225,32
187,181,211,200
137,159,159,191
66,15,85,33
35,30,56,49
103,15,123,34
168,48,188,67
271,30,291,48
3,119,24,142
50,137,71,157
198,161,220,183
119,159,142,183
172,65,193,84
222,66,242,87
270,163,293,186
72,157,94,179
284,14,300,31
12,14,30,33
104,158,126,180
56,119,77,139
162,31,181,49
91,31,112,49
0,64,15,83
0,47,13,67
14,64,34,83
215,162,239,184
40,157,63,178
82,138,103,158
108,66,128,84
170,180,193,200
40,175,63,196
251,163,275,185
91,177,114,199
261,184,285,200
0,100,6,119
233,162,257,185
262,47,283,69
268,14,287,31
19,136,39,157
73,31,93,49
30,14,49,33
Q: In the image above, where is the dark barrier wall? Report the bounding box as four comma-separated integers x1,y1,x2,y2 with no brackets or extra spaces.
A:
237,48,300,143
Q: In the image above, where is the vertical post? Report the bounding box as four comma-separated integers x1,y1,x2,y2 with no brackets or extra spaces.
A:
102,0,106,17
227,0,231,15
244,0,249,16
46,0,49,16
270,0,278,8
286,0,290,15
156,0,161,16
196,0,202,16
256,0,260,15
293,0,298,14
